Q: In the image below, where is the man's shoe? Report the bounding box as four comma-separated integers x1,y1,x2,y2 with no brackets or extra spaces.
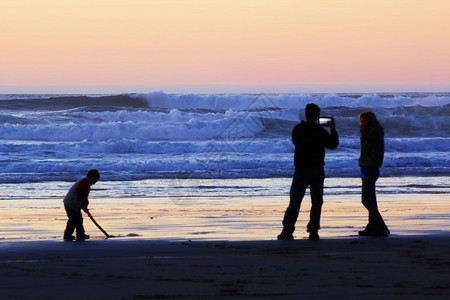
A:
277,232,294,240
76,234,90,241
309,232,320,240
64,235,75,241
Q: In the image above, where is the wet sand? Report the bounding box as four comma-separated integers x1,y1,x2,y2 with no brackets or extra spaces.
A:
1,194,449,299
0,194,449,242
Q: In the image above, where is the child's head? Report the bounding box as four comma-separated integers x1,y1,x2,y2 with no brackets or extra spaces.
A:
87,169,100,185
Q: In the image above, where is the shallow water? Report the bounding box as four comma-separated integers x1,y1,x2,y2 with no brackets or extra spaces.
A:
1,176,448,202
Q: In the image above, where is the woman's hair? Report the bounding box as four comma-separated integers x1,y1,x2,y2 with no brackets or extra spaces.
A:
359,111,383,128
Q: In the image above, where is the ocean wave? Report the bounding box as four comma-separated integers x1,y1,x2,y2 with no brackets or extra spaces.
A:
0,113,272,141
135,91,450,110
0,149,448,183
1,137,447,157
2,91,449,111
0,94,147,111
0,102,448,141
0,91,448,183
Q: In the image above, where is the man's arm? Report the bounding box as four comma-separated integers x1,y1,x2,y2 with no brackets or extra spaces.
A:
325,119,339,149
326,129,339,149
325,118,339,149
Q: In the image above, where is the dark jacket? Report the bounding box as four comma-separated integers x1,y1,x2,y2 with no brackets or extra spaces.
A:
292,121,339,168
359,126,384,168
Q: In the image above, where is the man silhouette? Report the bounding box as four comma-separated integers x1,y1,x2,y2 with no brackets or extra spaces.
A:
278,104,339,240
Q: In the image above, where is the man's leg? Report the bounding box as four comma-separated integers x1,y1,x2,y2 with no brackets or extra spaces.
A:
281,169,309,236
307,167,324,235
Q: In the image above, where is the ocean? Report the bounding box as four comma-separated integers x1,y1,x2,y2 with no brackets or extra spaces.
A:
0,92,449,202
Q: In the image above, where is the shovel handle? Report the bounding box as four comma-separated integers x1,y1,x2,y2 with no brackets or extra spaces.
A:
86,210,111,238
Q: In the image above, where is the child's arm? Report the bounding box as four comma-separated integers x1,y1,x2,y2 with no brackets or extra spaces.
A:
76,178,90,212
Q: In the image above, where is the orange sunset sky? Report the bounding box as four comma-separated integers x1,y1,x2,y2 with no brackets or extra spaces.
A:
1,0,449,93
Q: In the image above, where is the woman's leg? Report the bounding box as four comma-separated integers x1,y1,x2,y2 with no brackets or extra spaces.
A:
361,168,388,234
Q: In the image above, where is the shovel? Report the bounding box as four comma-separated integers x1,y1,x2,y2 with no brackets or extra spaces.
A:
86,209,115,238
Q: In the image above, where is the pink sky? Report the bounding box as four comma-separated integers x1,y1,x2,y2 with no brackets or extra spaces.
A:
1,0,449,93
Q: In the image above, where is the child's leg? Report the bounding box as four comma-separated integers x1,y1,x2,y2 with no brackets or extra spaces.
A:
64,205,85,237
64,205,76,236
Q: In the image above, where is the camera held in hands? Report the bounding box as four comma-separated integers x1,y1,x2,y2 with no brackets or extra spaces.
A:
319,116,334,127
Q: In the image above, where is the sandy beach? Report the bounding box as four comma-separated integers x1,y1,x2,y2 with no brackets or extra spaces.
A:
1,193,449,242
1,193,449,299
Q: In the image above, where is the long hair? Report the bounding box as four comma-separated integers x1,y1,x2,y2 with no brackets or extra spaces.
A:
359,111,383,129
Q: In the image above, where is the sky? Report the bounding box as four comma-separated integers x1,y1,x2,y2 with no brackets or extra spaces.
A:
1,0,449,94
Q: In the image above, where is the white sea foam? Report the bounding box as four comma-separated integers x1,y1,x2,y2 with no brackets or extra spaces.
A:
135,91,450,109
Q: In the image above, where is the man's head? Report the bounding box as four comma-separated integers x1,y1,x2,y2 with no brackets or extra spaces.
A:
305,103,320,122
87,169,100,185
